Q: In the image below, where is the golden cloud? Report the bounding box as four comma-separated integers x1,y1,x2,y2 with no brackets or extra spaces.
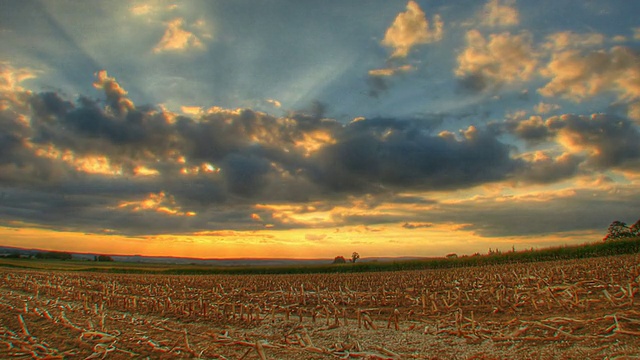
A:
153,18,205,53
456,30,538,86
368,64,415,77
381,0,443,58
539,46,640,102
117,191,196,217
93,70,135,113
543,31,604,51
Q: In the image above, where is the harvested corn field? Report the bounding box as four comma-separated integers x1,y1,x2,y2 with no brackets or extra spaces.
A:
1,254,640,359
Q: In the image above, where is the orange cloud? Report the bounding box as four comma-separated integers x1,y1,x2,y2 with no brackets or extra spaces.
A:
154,18,205,53
117,192,196,217
368,64,415,77
381,1,443,58
543,31,604,51
93,70,135,114
456,30,538,86
539,46,640,102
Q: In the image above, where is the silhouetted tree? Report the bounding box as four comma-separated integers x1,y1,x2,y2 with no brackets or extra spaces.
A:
332,256,346,264
351,252,360,263
604,220,638,241
631,219,640,237
96,255,114,262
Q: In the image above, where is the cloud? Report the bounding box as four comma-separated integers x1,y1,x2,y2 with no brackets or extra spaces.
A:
381,1,443,58
539,46,640,103
481,0,519,27
0,62,38,93
505,112,640,171
515,151,582,184
266,99,281,108
130,4,153,16
455,30,538,91
430,186,640,237
542,31,604,51
3,67,637,238
308,121,518,193
504,115,551,143
153,18,205,53
116,191,196,217
93,70,135,115
368,64,415,77
547,113,640,170
533,102,560,114
634,27,640,40
402,222,433,229
305,233,327,241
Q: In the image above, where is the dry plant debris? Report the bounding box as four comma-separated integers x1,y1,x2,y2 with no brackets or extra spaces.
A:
1,253,640,359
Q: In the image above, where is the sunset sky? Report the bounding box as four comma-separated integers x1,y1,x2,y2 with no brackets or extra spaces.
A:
1,0,639,259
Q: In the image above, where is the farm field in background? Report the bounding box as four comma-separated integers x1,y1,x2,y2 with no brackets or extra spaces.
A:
1,254,640,359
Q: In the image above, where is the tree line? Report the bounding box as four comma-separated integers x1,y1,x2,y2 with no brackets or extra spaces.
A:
603,219,640,241
332,252,360,264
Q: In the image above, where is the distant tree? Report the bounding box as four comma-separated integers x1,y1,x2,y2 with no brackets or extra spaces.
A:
6,252,21,259
351,252,360,263
631,219,640,237
96,255,114,262
332,256,346,264
604,220,638,241
35,251,72,260
446,253,458,259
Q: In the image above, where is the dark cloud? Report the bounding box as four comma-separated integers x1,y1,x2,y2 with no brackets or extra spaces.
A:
367,76,389,98
402,222,433,229
433,187,640,237
2,70,638,237
309,119,518,192
456,73,488,93
335,186,640,238
546,114,640,169
223,153,272,197
504,113,640,179
504,116,551,144
516,153,582,184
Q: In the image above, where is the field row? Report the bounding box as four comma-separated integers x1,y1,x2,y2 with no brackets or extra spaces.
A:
1,254,640,358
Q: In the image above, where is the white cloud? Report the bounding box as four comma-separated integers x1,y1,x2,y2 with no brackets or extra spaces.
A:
381,0,443,58
481,0,519,27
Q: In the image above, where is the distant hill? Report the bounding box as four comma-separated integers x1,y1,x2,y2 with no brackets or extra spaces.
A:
0,245,432,267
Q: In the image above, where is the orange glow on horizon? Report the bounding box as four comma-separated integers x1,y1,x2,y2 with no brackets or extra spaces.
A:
0,224,600,260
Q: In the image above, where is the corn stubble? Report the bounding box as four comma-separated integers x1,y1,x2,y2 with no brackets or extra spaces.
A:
1,254,639,359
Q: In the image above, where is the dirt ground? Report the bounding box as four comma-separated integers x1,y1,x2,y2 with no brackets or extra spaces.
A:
1,254,640,359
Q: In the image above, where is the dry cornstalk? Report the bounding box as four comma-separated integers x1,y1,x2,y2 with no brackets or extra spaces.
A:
17,314,30,338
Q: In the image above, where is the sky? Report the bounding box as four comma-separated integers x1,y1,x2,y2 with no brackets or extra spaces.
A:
1,0,639,259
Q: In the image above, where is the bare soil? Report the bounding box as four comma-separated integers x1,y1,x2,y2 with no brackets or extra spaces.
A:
1,254,640,359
